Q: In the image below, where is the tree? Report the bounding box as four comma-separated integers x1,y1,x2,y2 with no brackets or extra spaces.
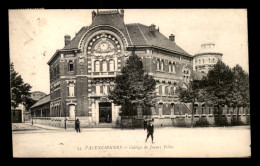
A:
203,61,234,126
230,64,250,124
23,97,37,111
10,62,32,109
178,79,206,127
108,53,156,116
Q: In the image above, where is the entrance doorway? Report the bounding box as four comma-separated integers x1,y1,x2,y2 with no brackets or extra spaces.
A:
69,104,75,119
99,102,112,123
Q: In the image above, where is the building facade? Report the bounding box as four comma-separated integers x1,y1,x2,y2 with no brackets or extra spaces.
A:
47,10,194,126
30,94,50,117
11,104,25,123
194,43,223,73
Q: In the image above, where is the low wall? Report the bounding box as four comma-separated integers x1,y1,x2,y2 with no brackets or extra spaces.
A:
31,117,94,128
30,114,250,128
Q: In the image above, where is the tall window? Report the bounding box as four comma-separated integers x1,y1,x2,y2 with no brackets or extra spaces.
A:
161,60,164,71
165,86,169,95
102,60,107,72
208,58,211,63
162,85,165,95
195,60,197,65
100,85,103,94
109,60,115,71
157,59,160,71
96,86,100,95
57,65,60,75
68,83,75,97
212,58,215,63
69,61,74,72
169,62,172,72
95,60,100,72
159,85,162,95
172,63,176,73
199,59,201,64
202,59,204,64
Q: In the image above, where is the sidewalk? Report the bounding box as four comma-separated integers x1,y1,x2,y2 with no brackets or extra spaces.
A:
24,122,63,131
23,122,118,132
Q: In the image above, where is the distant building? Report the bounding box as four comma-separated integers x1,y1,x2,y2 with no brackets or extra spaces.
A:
194,43,223,74
30,94,50,117
31,91,47,101
11,104,25,123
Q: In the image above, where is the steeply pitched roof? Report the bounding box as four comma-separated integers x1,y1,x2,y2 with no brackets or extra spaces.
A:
89,11,132,46
60,12,190,57
62,26,89,50
30,94,50,109
126,23,190,56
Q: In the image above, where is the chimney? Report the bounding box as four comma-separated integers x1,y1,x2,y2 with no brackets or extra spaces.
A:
64,35,71,46
92,10,96,21
149,24,156,35
120,9,124,19
169,34,175,42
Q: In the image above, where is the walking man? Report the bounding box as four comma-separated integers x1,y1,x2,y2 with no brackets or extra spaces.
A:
145,120,154,143
75,119,81,133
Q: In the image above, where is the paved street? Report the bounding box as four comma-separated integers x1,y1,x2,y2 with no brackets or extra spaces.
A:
12,123,251,158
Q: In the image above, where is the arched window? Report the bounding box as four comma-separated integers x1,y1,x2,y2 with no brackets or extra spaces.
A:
68,61,74,72
208,58,211,63
161,60,164,71
212,58,215,63
159,85,162,95
165,86,168,95
68,83,75,97
102,60,107,72
109,60,115,71
199,59,201,64
162,85,165,95
172,63,176,73
100,85,104,94
169,62,172,72
202,59,204,64
95,60,100,72
157,59,160,71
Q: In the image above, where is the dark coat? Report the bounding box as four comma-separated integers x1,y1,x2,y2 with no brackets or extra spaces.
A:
143,120,147,126
147,124,154,133
75,120,80,128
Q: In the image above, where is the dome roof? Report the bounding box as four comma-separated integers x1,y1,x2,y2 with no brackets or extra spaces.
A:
195,42,222,55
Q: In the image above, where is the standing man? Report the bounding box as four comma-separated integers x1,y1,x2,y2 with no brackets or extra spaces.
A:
143,118,147,130
75,119,81,133
145,120,154,143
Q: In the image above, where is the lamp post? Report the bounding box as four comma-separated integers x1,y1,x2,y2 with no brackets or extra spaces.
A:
31,111,33,125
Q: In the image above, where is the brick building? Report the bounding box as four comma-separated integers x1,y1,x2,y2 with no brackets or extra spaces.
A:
46,10,198,126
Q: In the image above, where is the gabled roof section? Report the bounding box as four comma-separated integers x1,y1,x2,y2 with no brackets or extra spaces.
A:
62,26,89,50
30,94,50,109
90,10,132,46
126,23,191,56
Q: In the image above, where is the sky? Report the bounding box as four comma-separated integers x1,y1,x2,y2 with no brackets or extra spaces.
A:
9,9,248,94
